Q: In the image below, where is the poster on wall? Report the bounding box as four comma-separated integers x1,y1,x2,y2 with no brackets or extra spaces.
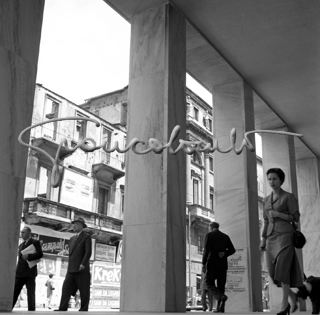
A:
60,168,93,211
226,248,248,293
95,243,116,263
91,262,121,309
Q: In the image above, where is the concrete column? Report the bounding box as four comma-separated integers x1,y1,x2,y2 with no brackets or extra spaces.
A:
296,157,320,276
204,153,210,208
261,127,303,311
120,4,186,312
0,0,44,310
213,80,262,312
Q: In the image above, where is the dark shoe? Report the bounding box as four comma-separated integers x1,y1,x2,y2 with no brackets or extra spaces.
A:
291,304,298,313
277,303,290,315
220,294,228,303
219,301,225,313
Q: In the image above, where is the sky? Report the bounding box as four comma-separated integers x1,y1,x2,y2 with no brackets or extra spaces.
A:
36,0,213,105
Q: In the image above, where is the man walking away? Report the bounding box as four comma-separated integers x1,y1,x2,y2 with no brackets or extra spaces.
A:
202,222,235,313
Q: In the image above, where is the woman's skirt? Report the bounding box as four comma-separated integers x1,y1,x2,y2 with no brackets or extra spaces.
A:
266,231,303,287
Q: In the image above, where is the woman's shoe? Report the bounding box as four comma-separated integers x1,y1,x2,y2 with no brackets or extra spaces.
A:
277,303,290,315
291,304,298,313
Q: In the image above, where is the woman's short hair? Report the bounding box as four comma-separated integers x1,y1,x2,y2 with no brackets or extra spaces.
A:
266,168,285,184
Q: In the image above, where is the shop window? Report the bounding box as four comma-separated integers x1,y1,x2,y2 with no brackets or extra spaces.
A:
98,187,110,215
193,179,199,204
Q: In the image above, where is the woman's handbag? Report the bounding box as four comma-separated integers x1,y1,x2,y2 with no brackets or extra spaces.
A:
291,222,306,249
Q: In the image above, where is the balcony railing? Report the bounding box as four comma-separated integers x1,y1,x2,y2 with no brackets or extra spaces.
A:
187,204,214,222
23,197,123,233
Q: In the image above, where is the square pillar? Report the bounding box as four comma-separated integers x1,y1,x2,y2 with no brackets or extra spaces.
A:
213,80,262,312
296,157,320,278
120,4,186,312
0,0,44,311
261,128,304,311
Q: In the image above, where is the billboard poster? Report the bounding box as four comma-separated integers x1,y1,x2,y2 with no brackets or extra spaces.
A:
60,168,93,211
91,262,121,309
95,243,116,263
92,263,121,286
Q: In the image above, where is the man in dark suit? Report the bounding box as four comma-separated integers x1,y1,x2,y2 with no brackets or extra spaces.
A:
12,226,43,311
56,217,92,311
202,222,235,313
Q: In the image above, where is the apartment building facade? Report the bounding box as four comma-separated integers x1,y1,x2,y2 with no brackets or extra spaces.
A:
19,84,265,309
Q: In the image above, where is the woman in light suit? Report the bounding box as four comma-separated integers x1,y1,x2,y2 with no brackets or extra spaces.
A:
260,168,303,315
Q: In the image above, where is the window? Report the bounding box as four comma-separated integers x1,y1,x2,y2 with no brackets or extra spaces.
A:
208,118,212,131
197,235,203,254
192,151,202,165
209,156,213,172
121,103,128,126
203,116,206,126
98,187,110,215
194,107,199,121
44,96,59,140
101,127,112,164
121,190,125,214
37,165,61,200
210,186,214,211
37,166,49,199
193,179,199,204
74,113,88,142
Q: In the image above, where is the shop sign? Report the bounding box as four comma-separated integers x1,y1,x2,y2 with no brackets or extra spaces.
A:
95,243,116,262
32,234,69,256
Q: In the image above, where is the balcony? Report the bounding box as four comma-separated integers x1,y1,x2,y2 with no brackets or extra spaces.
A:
186,204,214,227
23,197,123,235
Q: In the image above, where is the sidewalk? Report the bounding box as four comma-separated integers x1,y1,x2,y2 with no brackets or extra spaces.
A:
9,309,307,315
